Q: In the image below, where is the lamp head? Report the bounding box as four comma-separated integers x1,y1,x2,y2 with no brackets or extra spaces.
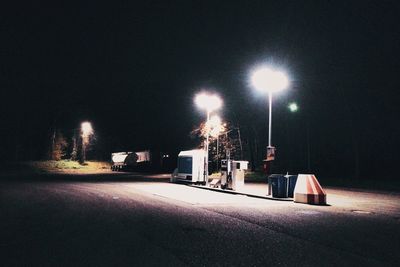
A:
81,121,93,137
195,92,222,112
251,67,289,93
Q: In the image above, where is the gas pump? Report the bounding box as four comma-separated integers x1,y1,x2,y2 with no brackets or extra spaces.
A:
231,161,248,190
221,159,248,190
220,159,232,189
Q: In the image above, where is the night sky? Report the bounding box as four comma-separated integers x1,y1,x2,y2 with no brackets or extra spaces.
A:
1,1,399,179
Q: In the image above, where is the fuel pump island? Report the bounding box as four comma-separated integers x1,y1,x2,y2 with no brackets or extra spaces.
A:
171,149,327,205
170,149,248,190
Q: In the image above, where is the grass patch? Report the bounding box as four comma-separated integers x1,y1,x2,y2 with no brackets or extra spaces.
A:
1,160,111,174
35,160,111,173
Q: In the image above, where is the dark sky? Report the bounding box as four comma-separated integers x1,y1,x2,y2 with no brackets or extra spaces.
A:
1,1,399,178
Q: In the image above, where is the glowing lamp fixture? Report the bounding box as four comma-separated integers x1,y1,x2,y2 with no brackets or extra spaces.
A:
250,66,289,147
288,102,298,112
194,91,223,184
207,115,224,138
81,121,93,138
251,67,289,93
208,114,222,128
195,92,222,113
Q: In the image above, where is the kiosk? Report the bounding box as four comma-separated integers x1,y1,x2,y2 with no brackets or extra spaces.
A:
171,149,206,184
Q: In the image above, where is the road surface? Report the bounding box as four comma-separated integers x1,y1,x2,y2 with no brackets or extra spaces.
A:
1,172,399,266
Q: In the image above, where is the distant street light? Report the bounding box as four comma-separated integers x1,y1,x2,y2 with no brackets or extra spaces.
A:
195,92,222,183
81,122,93,138
288,102,298,113
81,121,93,163
251,66,289,148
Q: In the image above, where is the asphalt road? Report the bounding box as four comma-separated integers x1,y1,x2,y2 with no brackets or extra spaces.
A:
1,173,399,266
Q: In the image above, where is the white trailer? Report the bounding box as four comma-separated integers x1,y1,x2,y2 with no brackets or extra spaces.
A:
171,149,206,184
111,150,151,171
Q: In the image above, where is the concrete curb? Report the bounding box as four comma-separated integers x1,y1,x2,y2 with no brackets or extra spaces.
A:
189,184,294,202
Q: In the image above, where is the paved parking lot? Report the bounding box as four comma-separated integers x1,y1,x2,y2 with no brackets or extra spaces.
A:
1,173,399,266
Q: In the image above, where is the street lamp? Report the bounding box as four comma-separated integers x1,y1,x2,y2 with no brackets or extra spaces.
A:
207,115,224,138
288,102,298,113
194,92,222,183
81,121,93,163
207,115,225,172
251,67,289,147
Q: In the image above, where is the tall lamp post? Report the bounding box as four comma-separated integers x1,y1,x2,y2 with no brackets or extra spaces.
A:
81,121,93,163
208,115,225,172
195,92,222,184
251,67,289,161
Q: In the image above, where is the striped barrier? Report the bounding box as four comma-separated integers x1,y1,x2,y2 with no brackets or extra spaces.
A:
293,174,327,205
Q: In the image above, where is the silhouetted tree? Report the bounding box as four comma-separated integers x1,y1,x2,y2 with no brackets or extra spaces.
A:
50,132,68,160
70,132,78,161
191,121,243,172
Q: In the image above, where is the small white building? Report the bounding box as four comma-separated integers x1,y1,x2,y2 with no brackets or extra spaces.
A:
171,149,206,183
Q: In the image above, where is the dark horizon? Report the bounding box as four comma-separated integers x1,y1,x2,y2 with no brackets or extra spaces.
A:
1,1,399,179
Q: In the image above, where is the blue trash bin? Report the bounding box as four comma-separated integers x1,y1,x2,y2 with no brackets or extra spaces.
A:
267,174,282,195
268,174,288,198
285,174,298,198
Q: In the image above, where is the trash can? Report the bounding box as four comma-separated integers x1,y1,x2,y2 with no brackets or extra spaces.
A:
267,174,282,195
268,174,288,198
286,174,298,198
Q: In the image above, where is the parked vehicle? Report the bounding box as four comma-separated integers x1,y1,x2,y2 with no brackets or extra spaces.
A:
111,150,175,172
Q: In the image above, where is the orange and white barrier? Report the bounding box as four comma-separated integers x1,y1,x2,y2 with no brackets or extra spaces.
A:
293,174,327,205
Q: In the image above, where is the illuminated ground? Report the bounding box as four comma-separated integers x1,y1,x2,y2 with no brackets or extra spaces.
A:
1,172,399,266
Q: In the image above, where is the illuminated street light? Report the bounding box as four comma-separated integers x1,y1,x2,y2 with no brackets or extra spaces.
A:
81,121,93,138
206,114,225,172
251,66,289,147
195,92,223,113
208,114,222,126
194,92,223,184
251,67,289,93
207,115,224,138
81,121,93,163
288,102,298,112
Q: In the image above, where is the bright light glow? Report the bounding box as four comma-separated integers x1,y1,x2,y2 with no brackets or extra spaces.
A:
207,115,225,138
208,115,221,128
81,121,93,137
288,102,298,112
195,92,222,112
251,67,289,93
